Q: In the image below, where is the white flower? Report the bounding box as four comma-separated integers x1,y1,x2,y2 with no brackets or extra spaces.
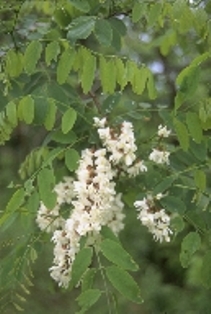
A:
126,160,147,177
36,203,65,233
158,125,171,138
97,120,140,169
155,193,164,200
93,117,107,128
134,198,149,211
134,194,173,243
149,148,170,165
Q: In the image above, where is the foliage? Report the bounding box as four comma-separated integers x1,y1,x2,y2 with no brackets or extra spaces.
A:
1,0,211,313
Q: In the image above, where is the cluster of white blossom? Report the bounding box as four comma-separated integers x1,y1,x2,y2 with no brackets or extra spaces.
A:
149,125,171,165
72,148,125,236
48,147,126,287
36,177,75,233
134,194,173,243
36,117,173,288
157,124,171,138
94,117,147,176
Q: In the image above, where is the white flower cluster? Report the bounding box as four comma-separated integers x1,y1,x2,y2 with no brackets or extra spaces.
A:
37,117,145,288
158,124,171,138
149,149,170,165
134,194,173,243
36,117,172,288
149,125,171,165
36,177,75,233
49,147,127,288
94,117,147,176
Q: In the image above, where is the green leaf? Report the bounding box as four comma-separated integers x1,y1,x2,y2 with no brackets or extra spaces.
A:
194,170,206,192
170,215,185,233
42,147,64,167
45,41,60,66
69,0,90,13
65,148,80,171
81,49,96,94
109,17,127,36
26,190,40,213
15,293,27,303
154,176,176,194
201,250,211,288
131,66,148,95
30,247,38,263
105,266,143,304
57,47,75,84
177,52,210,86
51,130,77,144
186,211,206,232
126,60,137,84
82,268,96,292
53,8,72,28
109,18,126,50
34,95,50,125
6,50,23,77
37,167,57,209
132,3,147,23
94,19,113,46
174,91,186,111
147,70,157,99
160,196,186,214
6,101,18,126
180,232,201,268
13,302,24,312
110,28,121,51
174,118,189,151
178,67,200,97
0,188,25,227
76,289,101,312
19,96,34,124
44,99,57,130
99,57,116,94
186,112,203,143
101,226,120,242
190,140,207,161
71,247,93,287
100,239,139,271
67,16,95,41
24,41,42,74
115,58,127,90
61,107,77,134
147,3,162,27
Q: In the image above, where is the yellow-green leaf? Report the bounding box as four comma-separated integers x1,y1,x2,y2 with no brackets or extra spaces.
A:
44,99,57,130
45,41,60,66
61,108,77,134
65,148,80,171
57,47,75,84
81,49,96,94
24,41,42,74
174,118,189,151
19,96,34,124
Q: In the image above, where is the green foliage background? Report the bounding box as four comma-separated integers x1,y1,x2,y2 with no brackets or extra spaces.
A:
1,0,211,313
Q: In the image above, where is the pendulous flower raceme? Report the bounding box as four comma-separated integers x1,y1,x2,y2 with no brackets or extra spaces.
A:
148,125,171,165
94,117,147,176
36,117,173,288
134,194,173,243
48,146,127,288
